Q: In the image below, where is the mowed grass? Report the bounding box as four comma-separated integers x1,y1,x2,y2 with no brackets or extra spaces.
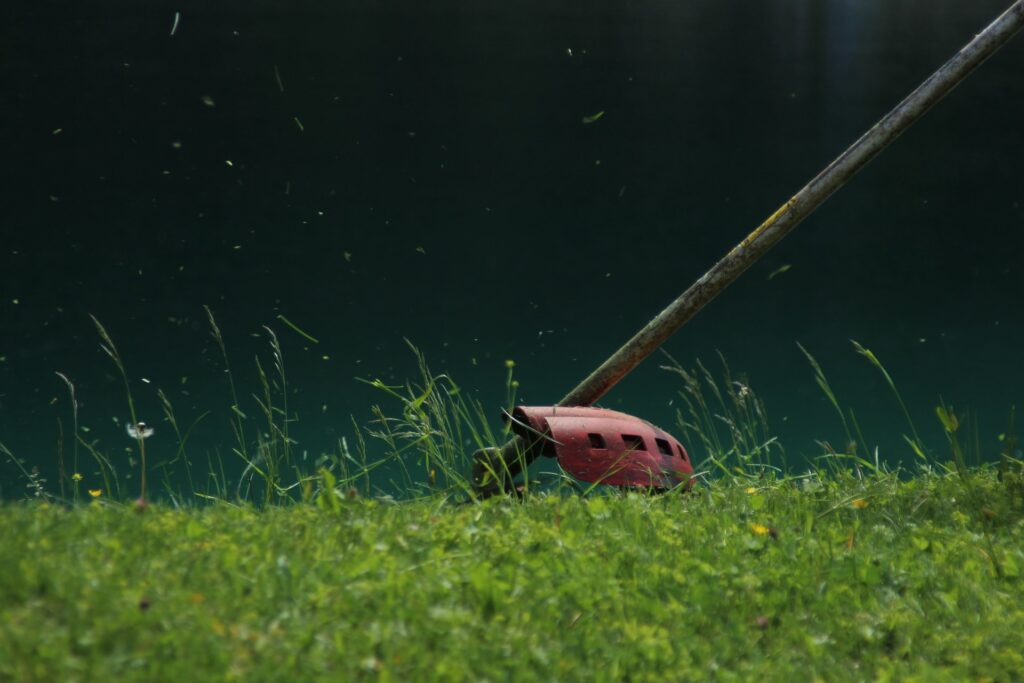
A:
3,470,1024,682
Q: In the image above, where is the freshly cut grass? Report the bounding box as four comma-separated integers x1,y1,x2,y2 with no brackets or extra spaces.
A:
3,470,1023,682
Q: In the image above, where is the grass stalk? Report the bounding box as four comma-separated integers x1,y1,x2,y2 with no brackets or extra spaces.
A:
851,340,928,462
54,372,80,503
204,305,252,484
89,315,148,507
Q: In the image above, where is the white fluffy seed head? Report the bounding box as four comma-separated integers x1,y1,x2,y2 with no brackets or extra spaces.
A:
126,421,155,440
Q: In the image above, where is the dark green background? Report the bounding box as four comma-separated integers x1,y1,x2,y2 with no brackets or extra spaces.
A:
2,0,1022,497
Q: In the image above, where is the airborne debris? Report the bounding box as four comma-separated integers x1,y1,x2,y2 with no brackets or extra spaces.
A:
582,111,605,124
276,314,320,344
767,264,792,280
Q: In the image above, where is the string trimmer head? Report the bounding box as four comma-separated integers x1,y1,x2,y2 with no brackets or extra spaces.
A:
492,405,693,491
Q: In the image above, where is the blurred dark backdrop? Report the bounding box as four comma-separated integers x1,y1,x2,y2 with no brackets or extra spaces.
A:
1,0,1022,497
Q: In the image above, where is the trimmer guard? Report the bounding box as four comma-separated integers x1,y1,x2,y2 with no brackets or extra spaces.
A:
505,406,693,489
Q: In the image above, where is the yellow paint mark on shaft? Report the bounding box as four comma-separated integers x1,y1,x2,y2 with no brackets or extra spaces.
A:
740,197,797,250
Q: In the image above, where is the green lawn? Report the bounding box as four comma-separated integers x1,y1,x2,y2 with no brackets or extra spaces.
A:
3,470,1023,682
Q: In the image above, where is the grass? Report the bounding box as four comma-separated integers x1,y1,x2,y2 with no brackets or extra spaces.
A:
2,317,1024,679
2,473,1024,681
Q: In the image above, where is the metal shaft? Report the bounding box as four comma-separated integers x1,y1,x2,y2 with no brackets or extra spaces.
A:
474,0,1024,495
561,0,1024,407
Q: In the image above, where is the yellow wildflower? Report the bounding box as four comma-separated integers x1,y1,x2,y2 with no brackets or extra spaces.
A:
851,498,869,509
745,487,758,494
88,489,102,498
751,523,770,536
71,473,83,482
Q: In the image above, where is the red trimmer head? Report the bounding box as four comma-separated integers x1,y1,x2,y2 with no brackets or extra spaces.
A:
503,405,693,490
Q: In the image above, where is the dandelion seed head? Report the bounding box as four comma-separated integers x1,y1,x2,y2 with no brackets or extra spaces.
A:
127,421,155,440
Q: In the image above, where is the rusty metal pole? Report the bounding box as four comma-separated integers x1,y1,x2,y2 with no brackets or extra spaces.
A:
474,0,1024,495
